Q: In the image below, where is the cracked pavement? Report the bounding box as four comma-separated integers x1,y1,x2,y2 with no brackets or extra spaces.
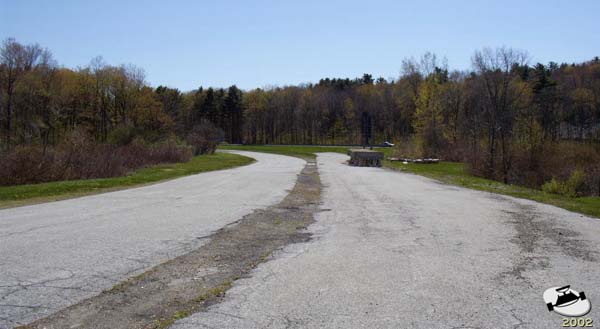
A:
0,151,305,329
173,152,600,329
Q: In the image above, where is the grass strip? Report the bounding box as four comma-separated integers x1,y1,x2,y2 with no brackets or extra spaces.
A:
0,152,254,209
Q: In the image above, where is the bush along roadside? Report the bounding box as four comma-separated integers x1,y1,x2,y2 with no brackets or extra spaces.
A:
542,169,587,198
0,123,225,187
0,152,254,209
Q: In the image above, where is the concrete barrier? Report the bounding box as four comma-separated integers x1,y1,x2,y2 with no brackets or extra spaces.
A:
348,149,383,167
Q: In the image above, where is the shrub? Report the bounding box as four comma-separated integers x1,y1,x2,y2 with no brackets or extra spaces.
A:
107,124,136,146
441,141,466,162
563,169,586,197
541,169,587,198
0,146,54,185
466,140,600,197
148,137,192,164
392,137,420,158
0,131,194,186
115,137,151,169
541,178,561,195
187,123,224,155
56,129,126,180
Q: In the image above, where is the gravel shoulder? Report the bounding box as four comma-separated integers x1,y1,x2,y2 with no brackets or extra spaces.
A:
0,151,304,329
173,152,600,329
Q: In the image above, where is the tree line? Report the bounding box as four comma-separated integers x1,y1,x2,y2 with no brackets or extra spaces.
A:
240,50,600,195
1,38,599,194
0,38,245,151
242,51,600,146
0,38,243,185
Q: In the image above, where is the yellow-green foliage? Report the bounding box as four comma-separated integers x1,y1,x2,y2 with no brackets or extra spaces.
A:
392,137,420,158
542,169,587,198
413,72,450,158
541,178,561,195
514,115,544,152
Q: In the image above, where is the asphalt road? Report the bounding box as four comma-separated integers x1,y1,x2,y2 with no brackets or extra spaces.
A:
174,152,600,329
0,151,305,329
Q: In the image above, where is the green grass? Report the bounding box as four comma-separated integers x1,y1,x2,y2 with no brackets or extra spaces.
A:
388,160,600,218
220,144,600,218
0,152,254,209
219,144,391,160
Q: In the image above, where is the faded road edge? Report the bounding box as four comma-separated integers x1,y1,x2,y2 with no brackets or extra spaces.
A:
18,161,321,329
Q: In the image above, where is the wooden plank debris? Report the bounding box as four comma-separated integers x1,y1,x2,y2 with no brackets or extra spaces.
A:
387,157,440,164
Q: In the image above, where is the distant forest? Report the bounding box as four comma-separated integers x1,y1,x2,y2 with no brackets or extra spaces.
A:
1,38,599,195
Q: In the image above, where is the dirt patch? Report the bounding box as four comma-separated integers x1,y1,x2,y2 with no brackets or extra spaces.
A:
18,162,320,329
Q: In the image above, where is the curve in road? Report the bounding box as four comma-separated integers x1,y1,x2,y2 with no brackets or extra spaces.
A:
0,151,305,329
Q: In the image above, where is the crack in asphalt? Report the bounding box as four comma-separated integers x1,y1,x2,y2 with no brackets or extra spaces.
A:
1,151,306,329
0,224,56,239
18,161,320,329
0,269,88,309
167,153,600,329
210,310,248,321
0,305,41,310
509,309,527,329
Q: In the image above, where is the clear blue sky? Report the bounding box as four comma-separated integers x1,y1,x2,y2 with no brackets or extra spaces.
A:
2,0,599,91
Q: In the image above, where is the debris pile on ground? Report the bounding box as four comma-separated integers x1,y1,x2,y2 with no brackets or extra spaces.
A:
388,157,440,164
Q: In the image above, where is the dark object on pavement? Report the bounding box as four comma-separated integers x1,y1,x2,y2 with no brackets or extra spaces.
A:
348,149,383,167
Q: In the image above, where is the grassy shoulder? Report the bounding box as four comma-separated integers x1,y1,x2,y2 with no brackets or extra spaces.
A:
219,144,391,160
0,152,254,209
219,144,600,218
386,160,600,218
